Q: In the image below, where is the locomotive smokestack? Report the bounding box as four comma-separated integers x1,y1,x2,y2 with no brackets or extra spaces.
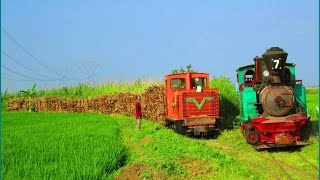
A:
262,47,288,83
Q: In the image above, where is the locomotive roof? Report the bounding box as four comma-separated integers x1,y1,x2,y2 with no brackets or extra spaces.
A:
236,64,254,72
165,72,209,78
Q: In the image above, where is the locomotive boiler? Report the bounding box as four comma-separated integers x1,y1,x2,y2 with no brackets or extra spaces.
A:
236,47,312,149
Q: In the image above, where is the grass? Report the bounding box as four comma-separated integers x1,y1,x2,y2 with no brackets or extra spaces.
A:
307,93,319,119
2,112,125,179
306,87,318,94
110,114,260,179
111,114,318,179
2,112,318,179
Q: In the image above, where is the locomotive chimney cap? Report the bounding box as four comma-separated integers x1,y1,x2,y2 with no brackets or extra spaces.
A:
262,47,288,56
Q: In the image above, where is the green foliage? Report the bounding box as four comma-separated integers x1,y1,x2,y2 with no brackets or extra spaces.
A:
1,88,8,100
2,112,126,179
20,83,37,99
142,171,153,179
171,69,179,74
19,83,37,112
210,77,240,129
171,64,197,74
179,68,185,73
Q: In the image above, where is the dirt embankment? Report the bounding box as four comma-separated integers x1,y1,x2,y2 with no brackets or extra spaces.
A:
7,85,166,124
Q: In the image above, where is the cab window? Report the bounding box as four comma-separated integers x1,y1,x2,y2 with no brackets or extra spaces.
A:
170,78,186,89
244,70,255,85
192,78,207,88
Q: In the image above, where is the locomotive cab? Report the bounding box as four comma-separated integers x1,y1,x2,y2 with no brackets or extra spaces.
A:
165,72,220,136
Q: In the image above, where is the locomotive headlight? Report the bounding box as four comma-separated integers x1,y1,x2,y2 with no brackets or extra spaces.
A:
263,70,269,77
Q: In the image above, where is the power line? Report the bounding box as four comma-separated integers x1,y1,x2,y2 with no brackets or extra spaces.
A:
2,64,62,82
1,27,63,76
2,72,38,82
2,28,97,84
1,50,55,78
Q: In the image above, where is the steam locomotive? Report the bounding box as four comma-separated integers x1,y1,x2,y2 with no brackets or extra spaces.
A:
164,72,221,137
236,47,312,149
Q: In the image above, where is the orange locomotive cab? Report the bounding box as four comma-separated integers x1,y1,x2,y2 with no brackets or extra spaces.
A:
165,72,220,136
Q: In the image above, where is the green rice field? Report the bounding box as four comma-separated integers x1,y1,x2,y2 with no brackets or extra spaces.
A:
2,112,125,179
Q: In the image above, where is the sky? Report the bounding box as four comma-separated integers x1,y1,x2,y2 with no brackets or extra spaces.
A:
1,1,319,92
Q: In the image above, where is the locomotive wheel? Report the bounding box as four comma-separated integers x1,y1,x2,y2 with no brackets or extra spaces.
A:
166,119,187,135
241,124,246,136
175,121,187,135
186,131,194,138
246,129,260,145
215,118,223,131
165,119,176,130
300,119,312,141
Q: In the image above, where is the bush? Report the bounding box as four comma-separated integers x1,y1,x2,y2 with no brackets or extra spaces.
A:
210,77,240,129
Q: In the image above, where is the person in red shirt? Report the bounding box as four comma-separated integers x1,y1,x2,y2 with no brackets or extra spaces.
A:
135,96,142,130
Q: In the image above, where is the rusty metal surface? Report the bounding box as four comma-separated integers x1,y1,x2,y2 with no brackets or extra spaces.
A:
193,126,209,136
184,117,216,126
260,85,294,116
254,141,308,150
275,134,293,145
182,92,219,117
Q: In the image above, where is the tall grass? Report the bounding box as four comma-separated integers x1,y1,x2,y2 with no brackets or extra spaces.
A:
2,112,126,179
37,80,162,99
3,79,162,100
210,77,240,129
307,94,319,119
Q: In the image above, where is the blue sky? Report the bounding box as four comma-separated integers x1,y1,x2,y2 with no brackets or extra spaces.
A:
1,1,319,92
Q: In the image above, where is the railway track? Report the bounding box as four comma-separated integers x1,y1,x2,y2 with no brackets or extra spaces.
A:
249,149,318,180
205,140,318,179
297,153,318,171
267,153,317,180
268,153,292,180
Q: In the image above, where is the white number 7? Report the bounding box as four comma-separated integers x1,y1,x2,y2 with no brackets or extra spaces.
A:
273,59,280,69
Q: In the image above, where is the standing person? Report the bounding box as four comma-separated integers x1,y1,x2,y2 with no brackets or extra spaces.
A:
135,96,142,131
